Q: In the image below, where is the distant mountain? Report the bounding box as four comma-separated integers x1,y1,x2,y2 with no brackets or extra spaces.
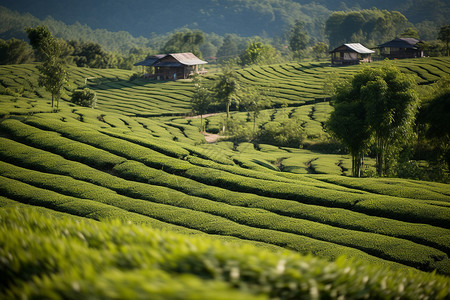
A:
0,0,329,39
0,0,448,41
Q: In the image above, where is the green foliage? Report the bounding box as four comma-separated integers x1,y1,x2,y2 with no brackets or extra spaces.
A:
312,42,329,60
0,38,34,64
68,40,115,68
26,26,69,109
161,30,205,58
2,207,449,300
438,25,450,56
239,87,270,133
327,63,420,177
214,66,240,124
419,77,450,172
71,88,97,108
400,27,420,39
239,41,279,66
1,105,450,276
191,76,213,131
257,119,306,148
325,8,410,48
288,20,310,60
216,34,240,62
327,101,370,177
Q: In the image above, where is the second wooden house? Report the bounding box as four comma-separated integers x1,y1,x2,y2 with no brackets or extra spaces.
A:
377,38,423,59
330,43,375,65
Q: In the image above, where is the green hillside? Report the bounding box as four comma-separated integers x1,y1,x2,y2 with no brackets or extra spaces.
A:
1,59,450,298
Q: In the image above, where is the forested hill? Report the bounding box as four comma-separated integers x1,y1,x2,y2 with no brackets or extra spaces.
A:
1,0,448,39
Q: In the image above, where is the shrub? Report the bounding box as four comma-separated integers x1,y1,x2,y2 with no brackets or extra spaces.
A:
1,207,449,300
257,119,306,148
129,71,143,81
71,88,97,108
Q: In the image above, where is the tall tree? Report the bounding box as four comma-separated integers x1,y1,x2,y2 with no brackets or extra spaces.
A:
419,77,450,171
191,76,212,132
326,78,371,177
26,26,68,110
214,66,240,133
362,65,419,176
162,30,205,58
438,25,450,56
216,34,239,62
289,20,310,60
289,20,310,52
240,87,269,133
327,64,419,177
325,9,409,48
312,42,329,60
239,41,278,66
400,27,420,39
0,38,34,64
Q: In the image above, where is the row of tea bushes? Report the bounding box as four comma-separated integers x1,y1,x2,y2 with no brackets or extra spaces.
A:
1,134,448,273
4,118,449,230
1,207,449,299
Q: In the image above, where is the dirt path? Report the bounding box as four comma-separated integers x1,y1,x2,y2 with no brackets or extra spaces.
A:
202,132,223,143
185,113,221,119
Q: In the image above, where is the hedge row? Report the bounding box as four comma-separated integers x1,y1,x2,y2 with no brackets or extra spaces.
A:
1,170,398,269
3,207,449,299
2,137,448,273
5,118,450,229
2,159,447,273
4,135,438,262
0,175,193,233
112,160,450,255
314,175,450,203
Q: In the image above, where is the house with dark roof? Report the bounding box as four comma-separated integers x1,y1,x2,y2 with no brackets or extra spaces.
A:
134,52,207,80
329,43,375,65
377,38,423,59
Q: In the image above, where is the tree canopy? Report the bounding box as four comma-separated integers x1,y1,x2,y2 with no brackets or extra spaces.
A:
327,64,419,177
239,41,279,66
161,30,205,58
26,26,68,109
438,25,450,56
325,8,410,48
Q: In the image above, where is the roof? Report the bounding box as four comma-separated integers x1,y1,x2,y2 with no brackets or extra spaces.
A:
169,53,207,66
330,43,375,54
154,61,183,67
134,54,166,66
134,52,207,67
378,38,420,49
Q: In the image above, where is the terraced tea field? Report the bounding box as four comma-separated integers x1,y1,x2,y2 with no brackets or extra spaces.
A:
1,59,450,292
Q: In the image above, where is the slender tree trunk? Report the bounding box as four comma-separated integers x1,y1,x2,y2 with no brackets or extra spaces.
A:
376,137,384,177
352,153,362,178
200,114,203,132
51,94,54,108
352,155,356,177
223,101,230,133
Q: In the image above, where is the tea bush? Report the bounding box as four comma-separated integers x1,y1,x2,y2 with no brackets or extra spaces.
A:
1,207,449,300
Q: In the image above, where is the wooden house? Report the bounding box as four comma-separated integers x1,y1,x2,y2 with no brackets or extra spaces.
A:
134,52,207,80
330,43,375,65
377,38,423,59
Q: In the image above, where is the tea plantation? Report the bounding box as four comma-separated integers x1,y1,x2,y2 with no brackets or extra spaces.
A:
1,58,450,299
